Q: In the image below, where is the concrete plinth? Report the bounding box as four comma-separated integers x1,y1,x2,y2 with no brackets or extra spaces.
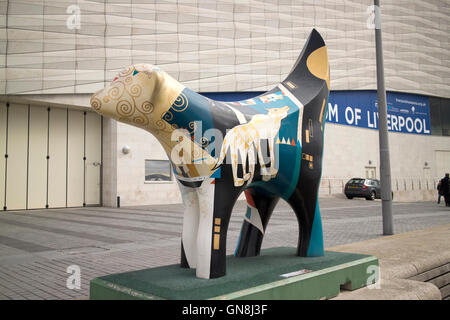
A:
90,247,378,300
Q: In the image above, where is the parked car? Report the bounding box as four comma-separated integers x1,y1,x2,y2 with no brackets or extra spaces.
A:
344,178,381,200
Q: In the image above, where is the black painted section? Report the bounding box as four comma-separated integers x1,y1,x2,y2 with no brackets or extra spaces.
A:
209,164,244,278
177,179,203,188
235,190,279,257
288,84,328,256
180,241,189,268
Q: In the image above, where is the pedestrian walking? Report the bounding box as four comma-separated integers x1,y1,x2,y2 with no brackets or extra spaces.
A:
437,180,442,204
439,173,450,207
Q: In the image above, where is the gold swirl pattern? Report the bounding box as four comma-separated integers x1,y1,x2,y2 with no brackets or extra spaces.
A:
202,137,210,147
116,100,134,117
133,115,148,126
125,76,133,85
163,110,173,122
108,82,125,100
91,97,102,110
119,117,132,124
172,93,188,112
155,113,168,131
140,101,154,114
119,66,134,77
95,64,181,139
129,84,142,97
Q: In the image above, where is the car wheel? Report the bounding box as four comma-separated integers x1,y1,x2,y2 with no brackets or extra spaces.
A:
366,191,376,201
346,195,353,199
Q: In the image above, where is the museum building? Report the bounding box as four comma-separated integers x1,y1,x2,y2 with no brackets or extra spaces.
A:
0,0,449,210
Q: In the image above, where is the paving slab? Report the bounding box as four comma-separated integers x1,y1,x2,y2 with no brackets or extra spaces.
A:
330,224,450,300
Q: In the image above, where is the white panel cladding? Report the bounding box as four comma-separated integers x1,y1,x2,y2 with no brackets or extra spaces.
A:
85,111,102,205
27,105,48,209
67,109,84,207
5,104,28,210
48,107,68,208
0,0,448,98
0,103,6,210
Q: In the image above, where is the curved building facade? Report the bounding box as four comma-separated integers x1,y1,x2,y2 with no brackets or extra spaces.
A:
0,0,449,208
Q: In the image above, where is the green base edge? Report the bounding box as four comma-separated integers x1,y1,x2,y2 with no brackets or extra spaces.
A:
90,278,164,300
90,250,378,300
212,256,378,300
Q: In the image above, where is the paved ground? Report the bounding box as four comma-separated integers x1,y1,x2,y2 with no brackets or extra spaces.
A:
0,197,448,300
330,224,450,300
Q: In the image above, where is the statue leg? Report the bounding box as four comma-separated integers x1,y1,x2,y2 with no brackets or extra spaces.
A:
177,181,199,268
196,171,242,279
195,177,216,279
288,186,324,257
235,189,280,257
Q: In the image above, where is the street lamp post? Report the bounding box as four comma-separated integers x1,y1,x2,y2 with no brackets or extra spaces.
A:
374,0,394,235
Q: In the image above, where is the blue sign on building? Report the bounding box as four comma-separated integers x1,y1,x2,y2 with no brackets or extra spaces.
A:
326,90,431,135
202,90,431,136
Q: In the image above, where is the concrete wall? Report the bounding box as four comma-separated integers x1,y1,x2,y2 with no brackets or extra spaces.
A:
115,123,181,207
1,0,449,99
102,117,117,207
322,123,450,181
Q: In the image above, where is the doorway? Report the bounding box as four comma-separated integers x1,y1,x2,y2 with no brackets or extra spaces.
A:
365,166,377,179
0,103,102,210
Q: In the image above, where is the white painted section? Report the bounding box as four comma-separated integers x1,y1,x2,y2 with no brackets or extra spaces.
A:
244,206,265,234
178,181,199,268
226,105,247,124
195,177,215,279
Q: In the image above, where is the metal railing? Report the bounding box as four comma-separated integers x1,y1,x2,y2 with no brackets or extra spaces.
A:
319,177,441,195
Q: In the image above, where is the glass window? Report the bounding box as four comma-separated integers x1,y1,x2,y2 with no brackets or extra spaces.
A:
440,98,450,136
429,96,450,136
349,178,365,184
145,160,172,182
429,97,442,135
